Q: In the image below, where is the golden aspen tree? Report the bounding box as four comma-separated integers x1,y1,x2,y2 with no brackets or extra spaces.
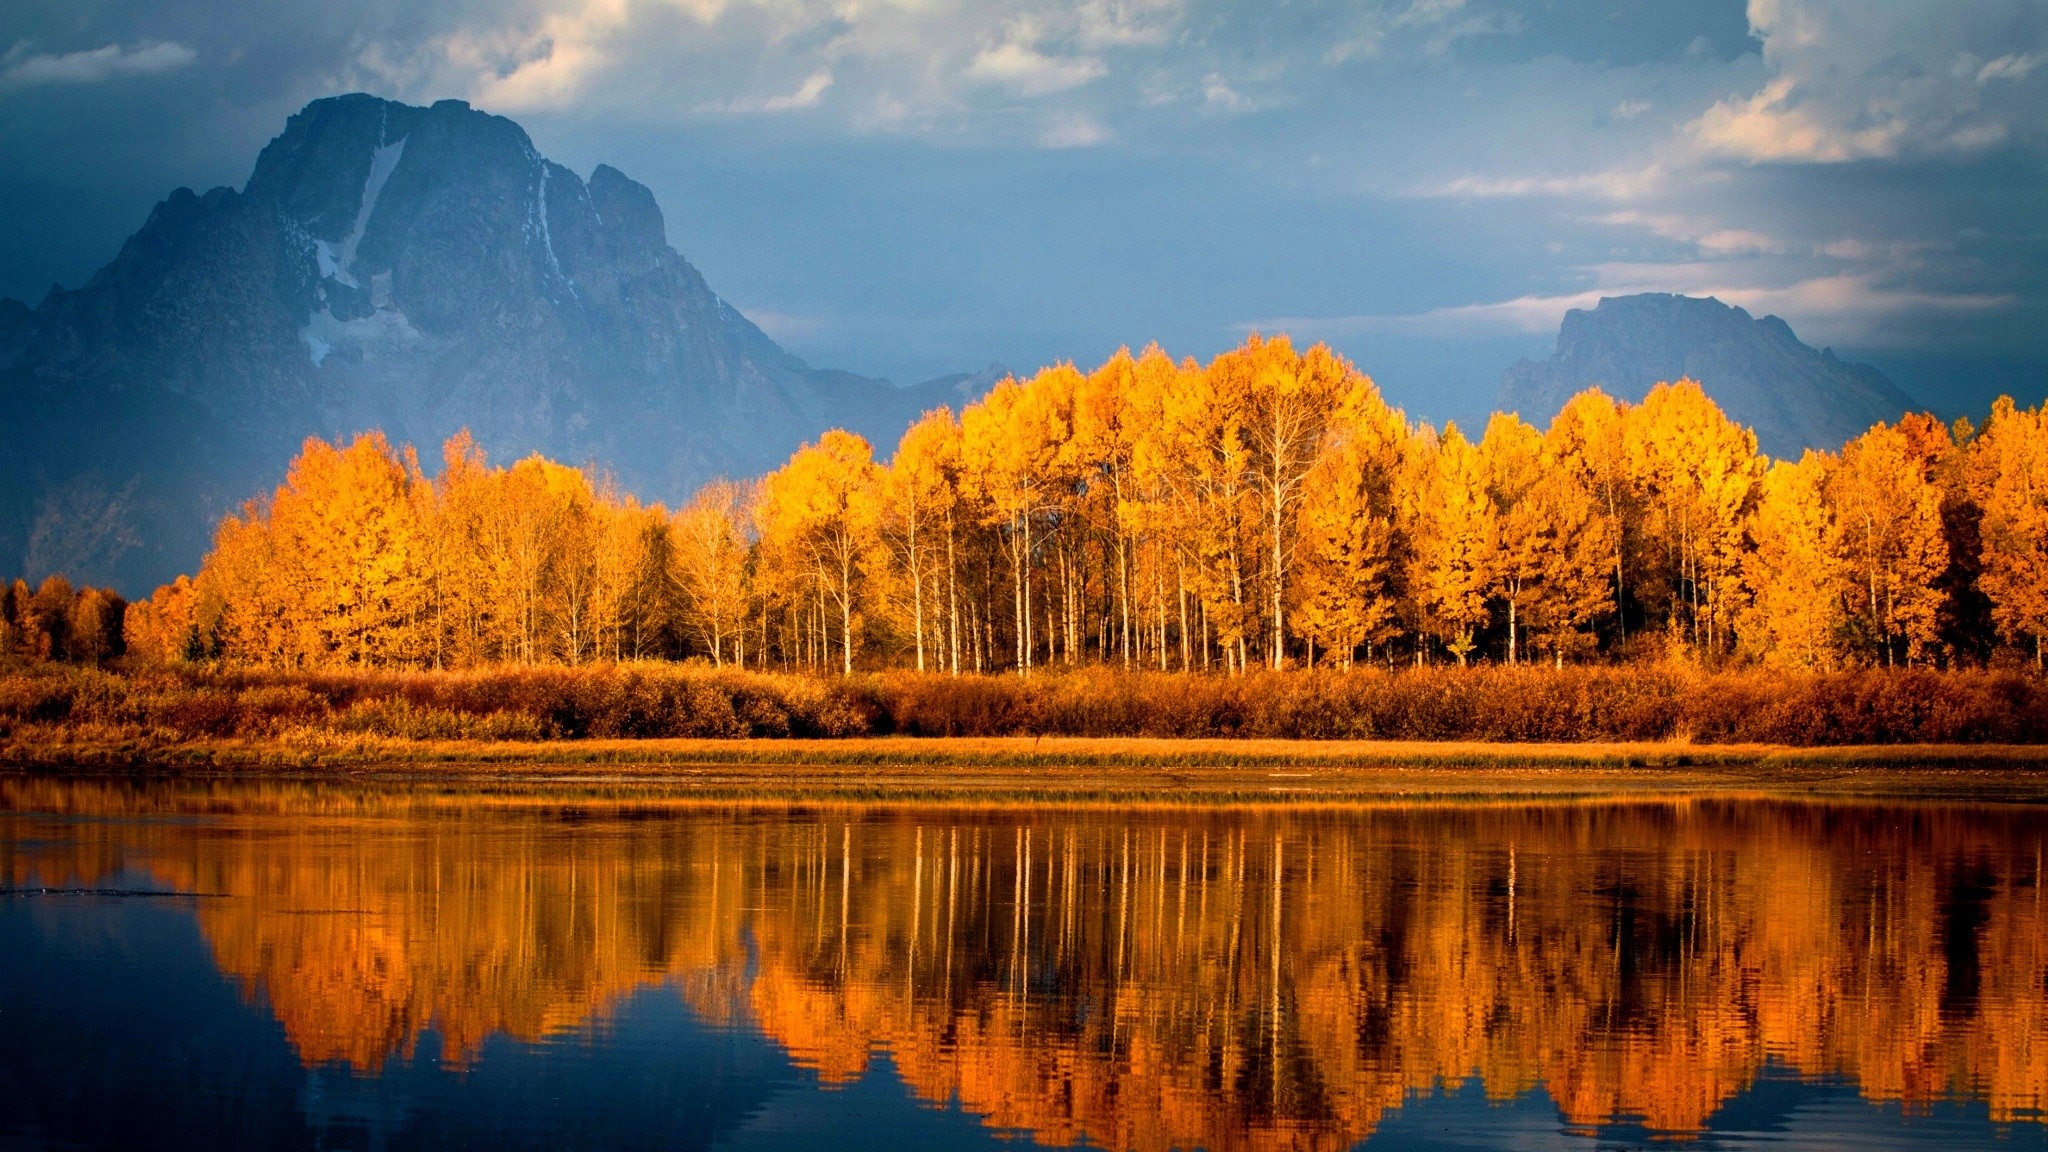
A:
523,460,598,664
1124,347,1202,670
1216,334,1364,668
1829,422,1946,664
883,409,962,672
296,433,429,666
1740,452,1844,668
755,431,880,675
1545,389,1635,643
1147,351,1259,670
203,434,426,668
1524,461,1616,666
195,501,285,666
591,493,665,662
1291,382,1408,666
672,479,754,666
121,575,195,664
1479,413,1545,665
65,587,125,664
1412,424,1497,665
1969,397,2048,666
477,457,573,664
1898,411,1995,663
1073,350,1144,667
420,431,494,667
23,575,74,661
961,372,1073,673
1625,381,1759,657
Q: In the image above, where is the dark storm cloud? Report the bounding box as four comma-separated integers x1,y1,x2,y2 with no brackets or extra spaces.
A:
1,0,2043,419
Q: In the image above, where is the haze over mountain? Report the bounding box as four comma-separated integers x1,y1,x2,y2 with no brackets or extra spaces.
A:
0,94,985,594
1497,294,1922,459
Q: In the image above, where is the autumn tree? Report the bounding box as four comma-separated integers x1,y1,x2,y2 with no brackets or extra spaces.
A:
1830,422,1945,665
1971,397,2048,666
591,493,668,662
1525,474,1616,666
1292,382,1408,666
882,409,963,673
1480,414,1546,665
673,480,754,667
1625,381,1759,658
1546,389,1636,645
1214,334,1364,667
1410,425,1497,665
1740,453,1844,668
123,575,202,665
961,373,1074,673
756,431,880,675
115,333,2022,680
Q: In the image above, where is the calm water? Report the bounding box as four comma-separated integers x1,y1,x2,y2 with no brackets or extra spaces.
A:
0,778,2043,1151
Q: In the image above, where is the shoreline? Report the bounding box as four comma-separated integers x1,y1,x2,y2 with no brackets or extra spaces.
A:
5,734,2048,804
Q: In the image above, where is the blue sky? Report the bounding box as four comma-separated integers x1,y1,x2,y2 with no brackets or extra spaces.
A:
2,0,2044,420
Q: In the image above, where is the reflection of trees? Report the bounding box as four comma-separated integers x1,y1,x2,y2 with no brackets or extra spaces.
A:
3,783,2043,1149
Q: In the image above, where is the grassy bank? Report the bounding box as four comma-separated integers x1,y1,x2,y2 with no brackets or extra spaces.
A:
6,732,2048,804
5,661,2048,746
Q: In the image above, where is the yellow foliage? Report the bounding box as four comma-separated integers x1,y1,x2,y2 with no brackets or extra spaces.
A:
1741,453,1844,668
115,343,2048,674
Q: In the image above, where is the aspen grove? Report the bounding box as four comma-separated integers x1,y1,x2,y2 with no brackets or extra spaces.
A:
122,335,2048,674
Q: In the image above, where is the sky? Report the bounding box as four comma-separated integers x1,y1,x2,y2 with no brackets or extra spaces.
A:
2,0,2045,422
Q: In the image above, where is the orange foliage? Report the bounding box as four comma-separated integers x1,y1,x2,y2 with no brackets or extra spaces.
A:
100,336,2048,674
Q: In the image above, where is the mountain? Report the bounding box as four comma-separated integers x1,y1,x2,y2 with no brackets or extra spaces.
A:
1496,293,1919,458
0,94,978,593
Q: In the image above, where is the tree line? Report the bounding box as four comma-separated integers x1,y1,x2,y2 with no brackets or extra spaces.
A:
121,334,2048,674
1,577,127,665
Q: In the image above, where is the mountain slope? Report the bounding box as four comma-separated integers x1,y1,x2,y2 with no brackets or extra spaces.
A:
0,94,967,592
1496,293,1919,457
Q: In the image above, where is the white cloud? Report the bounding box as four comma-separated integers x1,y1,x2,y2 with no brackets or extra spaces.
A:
1416,164,1672,203
1591,211,1787,256
1250,291,1608,340
1039,109,1111,147
1073,0,1181,49
701,68,833,113
393,0,1176,129
1326,0,1518,64
763,69,833,110
2,41,196,87
1977,52,2042,84
965,39,1106,97
1202,73,1251,112
1610,99,1652,121
1260,265,2017,348
1692,74,1907,162
1689,0,2045,164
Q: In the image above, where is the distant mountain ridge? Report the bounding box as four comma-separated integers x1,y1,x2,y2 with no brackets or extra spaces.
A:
0,94,977,593
1497,293,1919,457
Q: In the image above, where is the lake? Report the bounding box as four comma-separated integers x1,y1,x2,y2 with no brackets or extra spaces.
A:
0,776,2042,1150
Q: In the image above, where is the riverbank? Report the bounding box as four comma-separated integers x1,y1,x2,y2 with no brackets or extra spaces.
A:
7,732,2048,804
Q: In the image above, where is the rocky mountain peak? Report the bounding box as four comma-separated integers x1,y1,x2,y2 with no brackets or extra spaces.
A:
1499,293,1919,458
0,94,973,592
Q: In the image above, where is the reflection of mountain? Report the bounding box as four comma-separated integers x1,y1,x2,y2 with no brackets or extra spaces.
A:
4,784,2045,1149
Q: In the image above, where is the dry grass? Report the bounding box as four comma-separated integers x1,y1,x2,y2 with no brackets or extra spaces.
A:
6,732,2047,805
2,661,2047,766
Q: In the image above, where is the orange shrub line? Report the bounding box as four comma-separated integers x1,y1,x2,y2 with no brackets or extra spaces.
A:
2,662,2044,746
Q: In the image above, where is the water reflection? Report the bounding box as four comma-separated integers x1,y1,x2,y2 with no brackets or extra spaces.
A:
2,779,2044,1150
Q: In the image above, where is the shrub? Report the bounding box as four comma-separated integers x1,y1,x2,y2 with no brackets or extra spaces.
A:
2,661,2044,747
